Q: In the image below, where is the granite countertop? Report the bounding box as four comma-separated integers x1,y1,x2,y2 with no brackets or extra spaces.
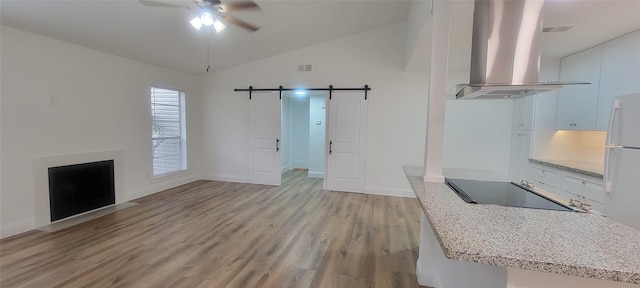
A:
404,166,640,285
529,158,604,179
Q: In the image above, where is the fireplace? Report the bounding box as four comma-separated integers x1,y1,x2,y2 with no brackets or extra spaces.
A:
48,160,115,221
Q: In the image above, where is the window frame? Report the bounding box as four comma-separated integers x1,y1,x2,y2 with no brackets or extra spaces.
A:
150,86,187,178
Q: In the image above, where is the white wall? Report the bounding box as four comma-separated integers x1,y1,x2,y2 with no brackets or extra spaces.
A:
201,22,428,197
291,97,310,169
405,0,432,71
443,60,514,176
0,25,203,238
443,100,514,176
308,94,326,178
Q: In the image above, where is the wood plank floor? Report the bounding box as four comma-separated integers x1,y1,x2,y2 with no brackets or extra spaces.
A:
0,170,425,288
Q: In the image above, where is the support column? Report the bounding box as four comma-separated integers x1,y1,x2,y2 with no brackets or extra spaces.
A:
423,0,451,183
418,1,451,285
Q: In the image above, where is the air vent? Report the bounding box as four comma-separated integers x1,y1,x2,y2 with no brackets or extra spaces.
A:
543,26,573,33
297,64,312,72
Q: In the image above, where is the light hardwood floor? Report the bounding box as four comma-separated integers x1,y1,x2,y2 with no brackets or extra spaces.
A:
0,170,425,288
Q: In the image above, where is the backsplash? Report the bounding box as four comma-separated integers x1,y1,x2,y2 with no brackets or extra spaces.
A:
542,131,606,165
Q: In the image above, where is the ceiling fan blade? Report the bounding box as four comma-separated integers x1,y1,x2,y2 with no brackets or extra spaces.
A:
139,0,190,9
222,15,261,32
217,2,260,13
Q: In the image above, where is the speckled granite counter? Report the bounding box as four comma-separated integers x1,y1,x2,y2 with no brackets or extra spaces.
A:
404,166,640,285
529,158,604,179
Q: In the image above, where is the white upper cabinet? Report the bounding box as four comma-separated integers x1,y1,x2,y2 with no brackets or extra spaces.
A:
556,45,602,130
596,30,640,130
556,30,640,131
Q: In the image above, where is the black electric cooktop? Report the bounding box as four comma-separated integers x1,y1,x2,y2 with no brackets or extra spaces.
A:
445,178,574,212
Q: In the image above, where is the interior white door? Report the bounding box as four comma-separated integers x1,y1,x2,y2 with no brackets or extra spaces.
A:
249,93,281,186
326,92,367,192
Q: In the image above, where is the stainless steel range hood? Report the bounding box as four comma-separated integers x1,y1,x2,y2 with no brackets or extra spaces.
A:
454,0,588,100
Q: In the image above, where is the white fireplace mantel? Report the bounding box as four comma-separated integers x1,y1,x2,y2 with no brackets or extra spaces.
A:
32,149,125,228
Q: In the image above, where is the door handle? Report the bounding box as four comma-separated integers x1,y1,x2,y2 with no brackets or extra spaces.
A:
606,99,620,147
276,138,280,152
604,145,621,192
604,99,621,193
329,140,333,155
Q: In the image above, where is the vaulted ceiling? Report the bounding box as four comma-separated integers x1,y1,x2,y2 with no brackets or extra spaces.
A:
2,0,640,75
1,0,411,74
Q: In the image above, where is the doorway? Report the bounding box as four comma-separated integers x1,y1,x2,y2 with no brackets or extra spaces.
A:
280,91,327,179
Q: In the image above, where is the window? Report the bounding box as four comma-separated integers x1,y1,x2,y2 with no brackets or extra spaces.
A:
151,87,186,177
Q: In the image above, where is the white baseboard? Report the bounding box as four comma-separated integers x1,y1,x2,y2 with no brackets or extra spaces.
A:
307,171,324,178
126,173,202,201
201,174,249,184
416,259,443,288
363,186,415,198
38,202,138,233
2,173,201,239
1,218,35,239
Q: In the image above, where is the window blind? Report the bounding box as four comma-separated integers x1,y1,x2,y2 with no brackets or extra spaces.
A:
151,87,186,176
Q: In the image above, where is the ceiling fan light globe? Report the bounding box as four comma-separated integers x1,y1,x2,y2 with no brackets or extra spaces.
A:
190,16,203,30
201,13,214,26
213,19,226,33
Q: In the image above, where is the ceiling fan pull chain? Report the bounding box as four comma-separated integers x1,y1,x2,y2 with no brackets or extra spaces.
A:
206,30,212,72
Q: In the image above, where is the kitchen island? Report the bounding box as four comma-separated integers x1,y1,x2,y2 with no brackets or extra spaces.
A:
404,166,640,287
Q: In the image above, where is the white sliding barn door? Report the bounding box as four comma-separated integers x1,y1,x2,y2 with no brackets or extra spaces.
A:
326,92,367,192
249,93,281,186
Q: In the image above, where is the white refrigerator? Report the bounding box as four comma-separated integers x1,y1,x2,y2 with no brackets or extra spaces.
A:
604,94,640,230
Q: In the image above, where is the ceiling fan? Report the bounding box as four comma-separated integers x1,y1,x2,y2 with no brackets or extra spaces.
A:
139,0,262,32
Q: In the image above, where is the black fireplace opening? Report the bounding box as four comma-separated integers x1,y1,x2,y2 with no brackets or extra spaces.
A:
48,160,115,222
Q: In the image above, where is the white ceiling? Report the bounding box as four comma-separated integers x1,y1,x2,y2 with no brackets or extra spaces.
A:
447,0,640,71
0,0,412,75
2,0,640,75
